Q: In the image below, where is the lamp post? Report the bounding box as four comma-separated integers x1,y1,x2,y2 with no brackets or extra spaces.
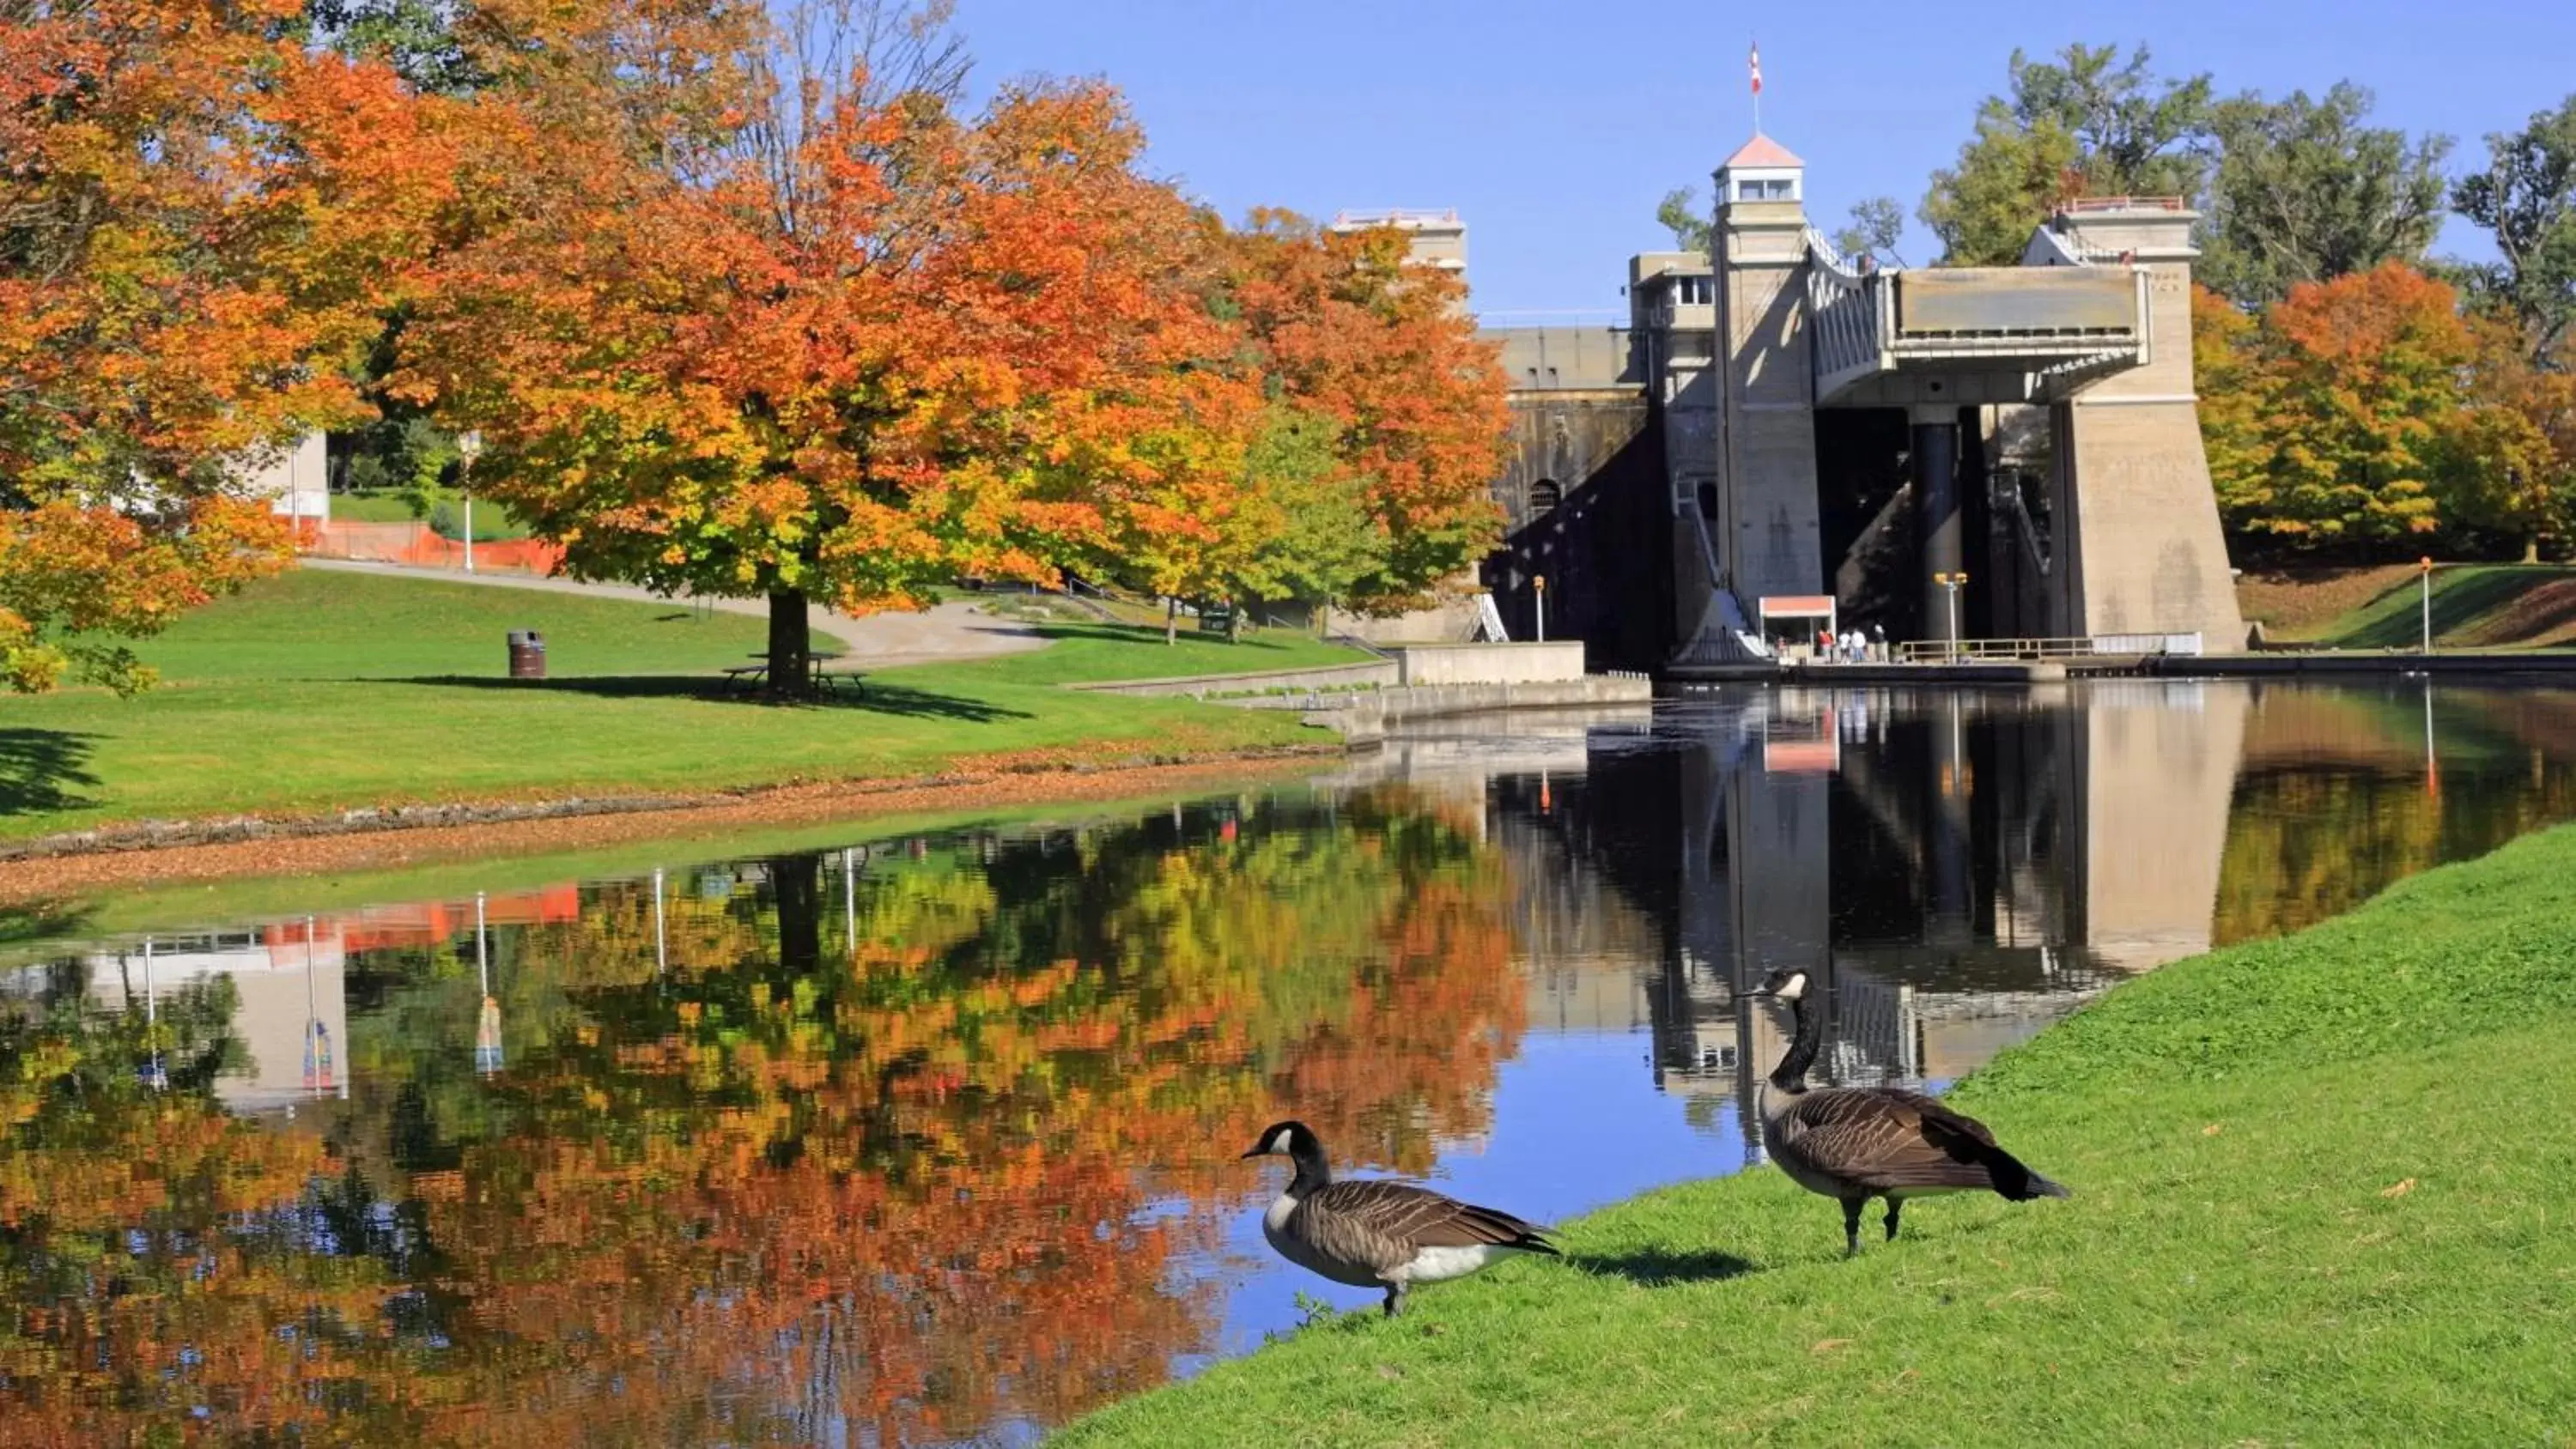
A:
1933,571,1969,662
456,430,483,573
2418,556,2433,655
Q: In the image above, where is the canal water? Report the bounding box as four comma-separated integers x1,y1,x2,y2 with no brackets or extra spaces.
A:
7,680,2576,1445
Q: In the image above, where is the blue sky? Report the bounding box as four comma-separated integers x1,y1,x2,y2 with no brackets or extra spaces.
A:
954,0,2571,319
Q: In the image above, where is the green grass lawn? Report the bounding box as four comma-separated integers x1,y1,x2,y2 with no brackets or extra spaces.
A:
329,492,428,524
331,490,533,540
2266,563,2576,649
1066,828,2576,1447
0,570,1364,841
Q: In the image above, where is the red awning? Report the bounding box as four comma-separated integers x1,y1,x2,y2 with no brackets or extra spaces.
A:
1758,595,1837,619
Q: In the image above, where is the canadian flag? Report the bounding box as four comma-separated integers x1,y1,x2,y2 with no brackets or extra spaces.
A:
1750,44,1762,95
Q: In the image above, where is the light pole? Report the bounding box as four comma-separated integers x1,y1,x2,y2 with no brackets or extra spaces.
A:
456,430,483,573
2418,555,2433,655
1933,571,1969,662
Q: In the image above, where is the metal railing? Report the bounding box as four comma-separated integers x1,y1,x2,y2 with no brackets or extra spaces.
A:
1805,227,1892,401
2063,196,2188,212
1891,634,2203,664
1331,208,1461,227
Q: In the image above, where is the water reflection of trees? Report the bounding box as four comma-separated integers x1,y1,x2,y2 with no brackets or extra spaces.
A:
2217,689,2576,943
0,788,1519,1446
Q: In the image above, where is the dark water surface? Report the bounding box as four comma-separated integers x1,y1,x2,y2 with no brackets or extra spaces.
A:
7,680,2576,1445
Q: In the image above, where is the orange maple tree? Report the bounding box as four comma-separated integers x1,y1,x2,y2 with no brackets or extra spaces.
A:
399,0,1251,688
0,0,453,690
1212,211,1512,615
2200,263,2480,547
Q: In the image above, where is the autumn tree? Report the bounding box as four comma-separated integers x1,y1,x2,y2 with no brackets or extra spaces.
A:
2435,313,2576,559
2205,263,2481,549
2198,83,2452,310
2194,284,2274,529
1210,211,1510,616
403,0,1241,690
0,0,446,690
1920,43,2213,265
2451,94,2576,365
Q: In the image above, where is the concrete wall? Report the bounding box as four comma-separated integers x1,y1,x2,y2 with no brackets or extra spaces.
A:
1714,201,1825,610
1486,327,1641,391
241,431,329,521
1393,641,1588,685
1481,385,1667,666
1326,592,1483,646
1068,660,1396,699
1301,676,1654,742
2050,209,2247,648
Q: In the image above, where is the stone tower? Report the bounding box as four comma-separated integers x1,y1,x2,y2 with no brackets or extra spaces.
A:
1708,135,1824,611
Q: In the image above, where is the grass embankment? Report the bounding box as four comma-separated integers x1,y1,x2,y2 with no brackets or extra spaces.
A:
2240,562,2576,648
0,570,1364,843
1068,829,2576,1446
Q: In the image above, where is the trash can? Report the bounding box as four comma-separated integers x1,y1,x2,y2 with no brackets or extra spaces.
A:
507,629,546,679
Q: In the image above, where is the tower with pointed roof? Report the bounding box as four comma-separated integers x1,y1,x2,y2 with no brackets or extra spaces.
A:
1693,132,1824,629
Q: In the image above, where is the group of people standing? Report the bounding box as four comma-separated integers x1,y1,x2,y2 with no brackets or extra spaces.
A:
1812,623,1888,663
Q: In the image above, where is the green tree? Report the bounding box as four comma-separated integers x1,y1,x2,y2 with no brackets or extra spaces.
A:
2451,95,2576,365
1656,187,1711,253
1920,43,2214,264
1248,407,1382,619
2199,83,2451,310
298,0,483,95
1831,197,1908,267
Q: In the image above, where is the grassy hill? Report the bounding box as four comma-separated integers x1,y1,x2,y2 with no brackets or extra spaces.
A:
2239,563,2576,649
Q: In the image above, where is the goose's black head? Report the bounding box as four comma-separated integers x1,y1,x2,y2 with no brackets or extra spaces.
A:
1241,1120,1318,1161
1745,967,1811,1002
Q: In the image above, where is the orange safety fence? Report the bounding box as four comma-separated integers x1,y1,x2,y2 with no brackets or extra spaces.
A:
259,884,586,956
295,518,565,577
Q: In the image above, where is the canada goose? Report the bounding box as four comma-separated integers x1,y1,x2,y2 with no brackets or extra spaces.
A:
1746,967,2069,1256
1241,1120,1558,1315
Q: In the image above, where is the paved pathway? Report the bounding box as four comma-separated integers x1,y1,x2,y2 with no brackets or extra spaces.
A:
300,557,1048,667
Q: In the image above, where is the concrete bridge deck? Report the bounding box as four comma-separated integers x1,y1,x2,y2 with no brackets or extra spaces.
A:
1808,238,2152,409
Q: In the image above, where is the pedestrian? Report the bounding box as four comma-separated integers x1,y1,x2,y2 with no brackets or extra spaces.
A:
1871,622,1887,663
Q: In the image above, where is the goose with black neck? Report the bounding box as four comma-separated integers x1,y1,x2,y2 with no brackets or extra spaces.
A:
1240,1120,1558,1316
1747,967,2071,1257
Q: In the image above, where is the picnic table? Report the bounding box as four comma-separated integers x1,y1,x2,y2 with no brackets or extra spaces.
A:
720,651,867,698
